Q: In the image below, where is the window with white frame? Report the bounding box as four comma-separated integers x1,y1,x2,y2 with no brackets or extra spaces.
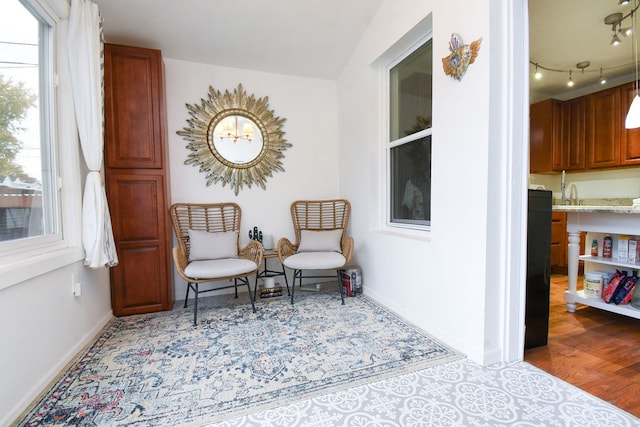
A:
388,38,432,229
0,0,59,246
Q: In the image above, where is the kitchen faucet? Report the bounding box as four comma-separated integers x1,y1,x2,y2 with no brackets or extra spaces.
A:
569,184,579,205
561,170,567,205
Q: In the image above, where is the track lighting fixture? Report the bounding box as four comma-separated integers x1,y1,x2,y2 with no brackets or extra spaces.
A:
534,63,542,80
531,1,640,91
529,61,609,89
605,3,640,47
612,31,623,46
600,67,607,84
619,24,633,36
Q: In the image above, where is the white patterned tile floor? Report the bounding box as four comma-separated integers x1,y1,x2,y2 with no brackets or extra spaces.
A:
214,358,640,427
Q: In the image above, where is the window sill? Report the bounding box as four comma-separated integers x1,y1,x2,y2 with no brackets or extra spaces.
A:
377,226,432,242
0,245,85,291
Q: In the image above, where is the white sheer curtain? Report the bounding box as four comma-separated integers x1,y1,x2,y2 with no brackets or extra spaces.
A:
67,0,118,268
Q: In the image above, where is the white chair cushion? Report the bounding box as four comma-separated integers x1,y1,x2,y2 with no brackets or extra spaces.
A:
283,251,346,270
297,229,342,252
188,229,238,261
184,258,257,280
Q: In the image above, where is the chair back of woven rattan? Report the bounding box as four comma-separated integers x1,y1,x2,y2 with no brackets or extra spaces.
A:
290,199,350,247
170,202,241,260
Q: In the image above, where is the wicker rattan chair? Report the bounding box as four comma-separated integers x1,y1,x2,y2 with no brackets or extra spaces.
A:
277,199,354,304
170,202,263,325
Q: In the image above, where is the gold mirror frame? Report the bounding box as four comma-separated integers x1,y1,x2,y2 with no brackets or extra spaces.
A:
177,84,290,195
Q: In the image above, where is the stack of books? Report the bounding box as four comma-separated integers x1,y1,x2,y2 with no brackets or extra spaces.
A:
260,285,283,298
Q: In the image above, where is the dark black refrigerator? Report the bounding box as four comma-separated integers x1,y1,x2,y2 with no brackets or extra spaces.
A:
525,189,552,349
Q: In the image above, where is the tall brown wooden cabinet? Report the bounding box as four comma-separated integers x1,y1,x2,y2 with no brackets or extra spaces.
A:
104,44,173,316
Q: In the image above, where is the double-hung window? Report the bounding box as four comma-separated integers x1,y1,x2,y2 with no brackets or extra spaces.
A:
0,0,60,247
0,0,82,289
388,38,432,229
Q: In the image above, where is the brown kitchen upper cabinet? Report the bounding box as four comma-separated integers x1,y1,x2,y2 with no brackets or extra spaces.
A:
529,99,559,173
587,87,621,169
620,81,640,166
104,44,173,316
554,97,586,171
530,82,640,174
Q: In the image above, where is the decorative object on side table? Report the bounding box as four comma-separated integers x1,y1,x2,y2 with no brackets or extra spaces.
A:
249,226,263,244
442,33,482,81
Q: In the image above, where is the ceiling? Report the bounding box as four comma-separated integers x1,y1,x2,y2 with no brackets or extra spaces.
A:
94,0,383,80
530,0,639,102
95,1,636,101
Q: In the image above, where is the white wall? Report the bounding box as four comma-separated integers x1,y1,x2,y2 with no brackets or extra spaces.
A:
163,59,341,298
336,0,526,363
0,264,112,425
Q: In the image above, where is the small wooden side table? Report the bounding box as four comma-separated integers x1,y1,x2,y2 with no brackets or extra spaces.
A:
254,249,290,299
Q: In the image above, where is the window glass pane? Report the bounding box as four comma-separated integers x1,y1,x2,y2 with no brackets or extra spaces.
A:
0,1,49,242
389,40,433,141
390,135,431,225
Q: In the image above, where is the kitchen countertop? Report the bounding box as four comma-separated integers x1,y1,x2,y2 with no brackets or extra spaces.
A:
552,197,640,214
552,205,640,214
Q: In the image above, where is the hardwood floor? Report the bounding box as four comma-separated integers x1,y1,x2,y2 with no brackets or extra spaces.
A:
525,274,640,418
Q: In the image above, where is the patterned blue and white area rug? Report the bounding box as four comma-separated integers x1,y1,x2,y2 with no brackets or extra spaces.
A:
17,289,462,426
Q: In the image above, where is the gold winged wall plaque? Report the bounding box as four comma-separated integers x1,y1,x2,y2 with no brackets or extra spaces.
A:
442,33,482,81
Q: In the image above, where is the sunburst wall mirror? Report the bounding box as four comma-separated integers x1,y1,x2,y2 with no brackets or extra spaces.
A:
177,84,290,195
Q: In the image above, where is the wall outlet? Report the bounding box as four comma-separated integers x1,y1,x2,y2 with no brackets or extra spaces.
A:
72,273,81,297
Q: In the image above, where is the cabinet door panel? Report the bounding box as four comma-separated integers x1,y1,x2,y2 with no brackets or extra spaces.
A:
555,98,586,171
550,212,566,268
106,172,171,315
621,82,640,165
110,244,168,315
550,244,565,267
530,99,558,173
107,174,164,242
587,88,620,168
105,45,165,169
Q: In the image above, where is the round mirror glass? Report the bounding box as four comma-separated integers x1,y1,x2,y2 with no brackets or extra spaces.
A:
211,115,263,164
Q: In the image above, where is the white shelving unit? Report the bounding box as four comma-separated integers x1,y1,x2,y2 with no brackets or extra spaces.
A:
578,255,640,271
573,255,640,319
557,209,640,319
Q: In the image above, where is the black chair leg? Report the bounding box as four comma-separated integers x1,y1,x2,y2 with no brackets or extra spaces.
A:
193,283,199,326
246,276,256,313
337,271,345,305
291,269,305,305
184,283,191,308
253,272,259,300
290,269,298,304
283,268,290,296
